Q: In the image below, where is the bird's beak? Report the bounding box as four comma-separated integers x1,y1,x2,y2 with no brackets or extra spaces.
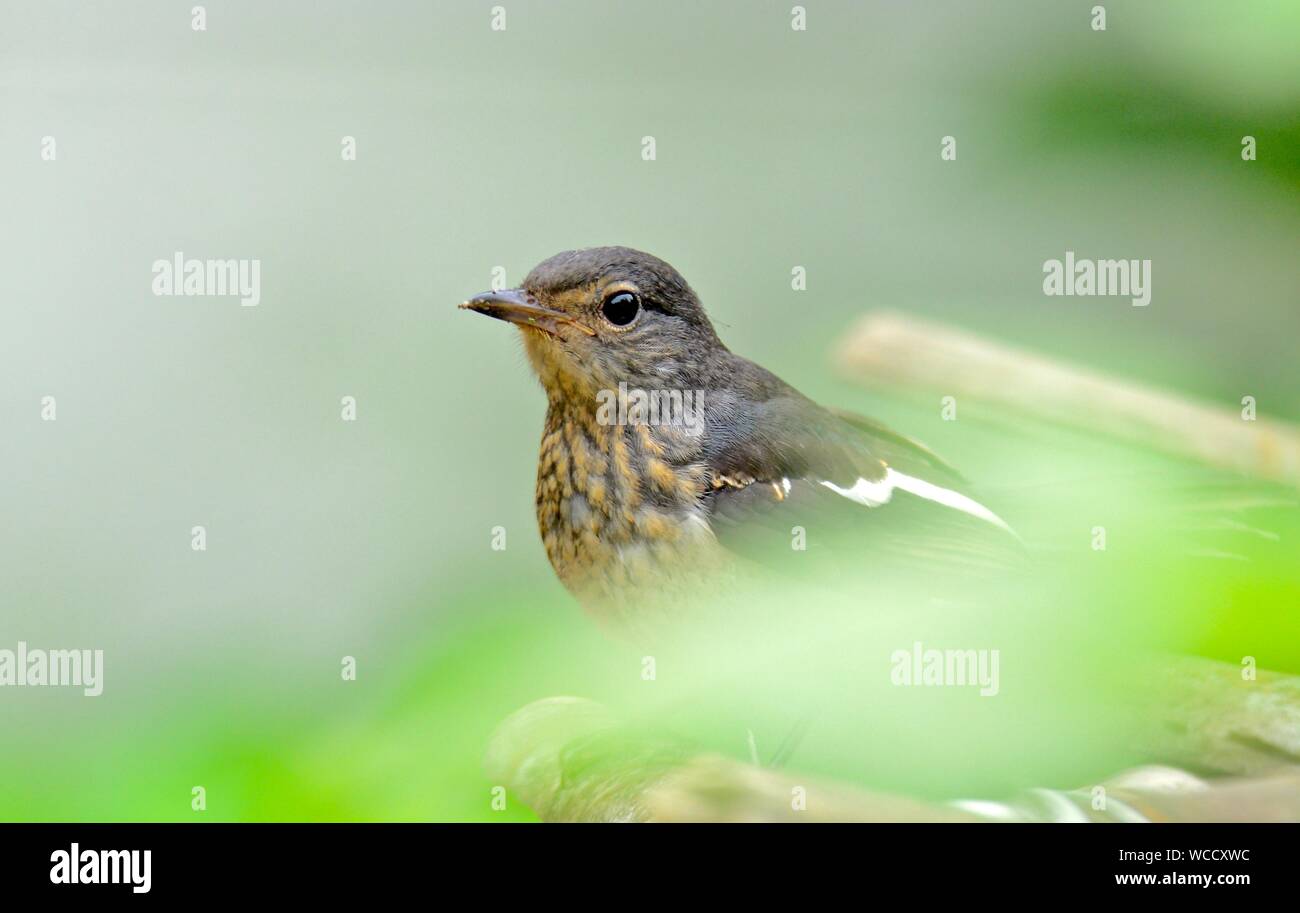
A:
459,288,596,337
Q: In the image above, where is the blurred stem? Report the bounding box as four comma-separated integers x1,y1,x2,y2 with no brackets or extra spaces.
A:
836,312,1300,489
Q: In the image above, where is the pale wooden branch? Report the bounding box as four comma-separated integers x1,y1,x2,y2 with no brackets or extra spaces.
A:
1136,656,1300,778
487,659,1300,823
835,311,1300,489
483,696,980,823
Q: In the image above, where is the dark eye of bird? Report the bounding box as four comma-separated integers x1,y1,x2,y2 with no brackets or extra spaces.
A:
601,291,640,326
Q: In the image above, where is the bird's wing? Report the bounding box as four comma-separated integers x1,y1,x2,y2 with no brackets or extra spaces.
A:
824,407,966,483
700,399,1022,577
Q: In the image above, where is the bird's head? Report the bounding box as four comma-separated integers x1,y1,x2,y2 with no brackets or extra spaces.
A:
460,247,724,400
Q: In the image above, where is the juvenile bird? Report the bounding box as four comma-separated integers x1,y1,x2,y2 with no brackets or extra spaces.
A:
461,247,1017,636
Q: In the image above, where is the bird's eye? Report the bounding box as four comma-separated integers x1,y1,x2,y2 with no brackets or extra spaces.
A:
600,291,640,327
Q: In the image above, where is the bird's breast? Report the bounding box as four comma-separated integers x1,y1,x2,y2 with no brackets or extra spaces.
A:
535,408,724,630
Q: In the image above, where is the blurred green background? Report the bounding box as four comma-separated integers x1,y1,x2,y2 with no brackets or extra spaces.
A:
1,0,1296,820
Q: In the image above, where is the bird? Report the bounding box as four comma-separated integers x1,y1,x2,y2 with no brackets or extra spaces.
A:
460,247,1020,640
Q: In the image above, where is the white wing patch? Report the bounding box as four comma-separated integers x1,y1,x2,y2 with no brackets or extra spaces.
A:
820,469,1012,532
